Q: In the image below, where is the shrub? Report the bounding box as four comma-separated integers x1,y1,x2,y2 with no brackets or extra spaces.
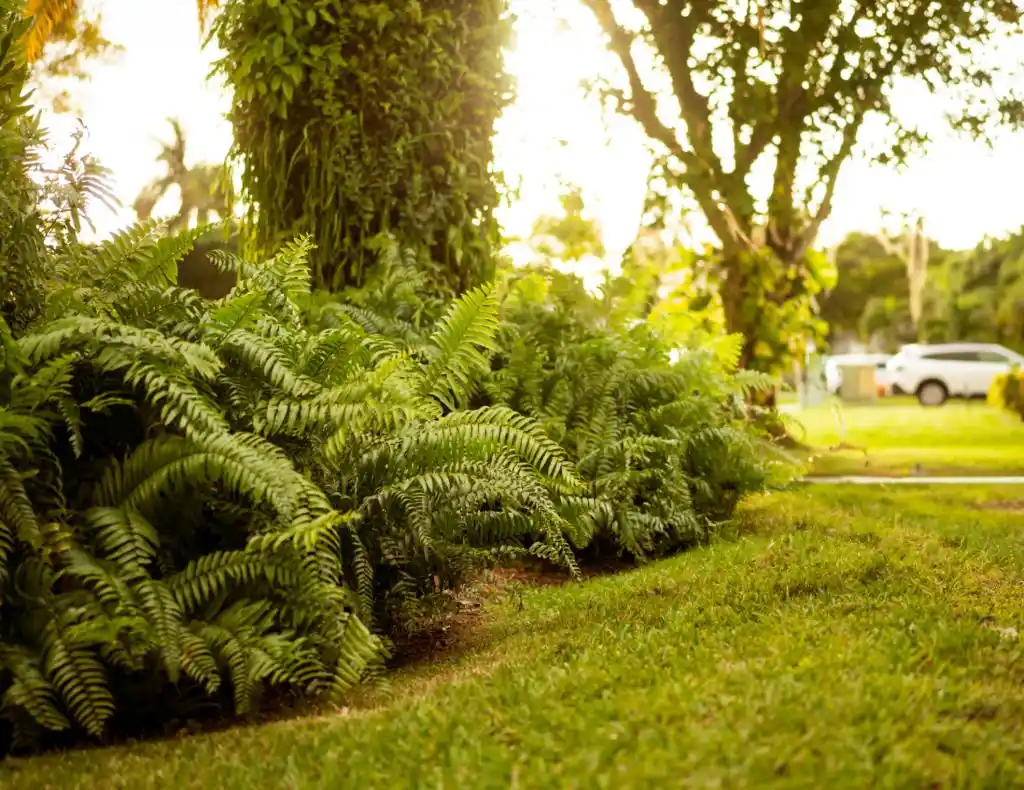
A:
988,369,1024,420
316,257,796,562
0,232,376,752
479,268,794,560
1,224,586,753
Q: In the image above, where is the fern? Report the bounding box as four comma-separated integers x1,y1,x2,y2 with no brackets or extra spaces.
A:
0,197,794,754
422,284,499,409
0,225,389,751
476,266,799,559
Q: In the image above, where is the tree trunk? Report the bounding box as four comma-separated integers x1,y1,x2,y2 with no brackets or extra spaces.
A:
721,256,784,428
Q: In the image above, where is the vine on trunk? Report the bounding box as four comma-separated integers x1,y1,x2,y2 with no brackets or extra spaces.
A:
213,0,513,293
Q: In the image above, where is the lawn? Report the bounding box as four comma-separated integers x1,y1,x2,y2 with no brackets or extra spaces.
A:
787,396,1024,476
6,484,1024,789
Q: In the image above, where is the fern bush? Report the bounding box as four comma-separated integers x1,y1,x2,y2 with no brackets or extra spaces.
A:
314,255,794,562
0,223,589,752
0,233,377,752
480,268,795,560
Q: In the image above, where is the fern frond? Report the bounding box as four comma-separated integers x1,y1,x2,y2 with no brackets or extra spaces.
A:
93,434,310,522
220,328,318,398
324,615,378,701
62,550,136,608
348,530,375,625
179,628,221,695
422,284,499,409
40,619,115,737
167,550,297,614
422,406,581,487
135,579,184,681
0,457,39,580
0,645,70,733
84,506,158,578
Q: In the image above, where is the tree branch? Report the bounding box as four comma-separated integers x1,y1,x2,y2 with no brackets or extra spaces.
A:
582,0,742,253
766,0,845,252
583,1,687,162
642,1,757,232
733,121,774,180
793,115,862,261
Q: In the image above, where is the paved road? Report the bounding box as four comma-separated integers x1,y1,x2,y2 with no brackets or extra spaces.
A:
804,476,1024,485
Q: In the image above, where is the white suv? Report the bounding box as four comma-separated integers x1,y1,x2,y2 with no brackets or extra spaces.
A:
886,342,1024,406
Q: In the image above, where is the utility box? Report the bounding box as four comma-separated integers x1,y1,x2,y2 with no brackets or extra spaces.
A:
838,364,877,402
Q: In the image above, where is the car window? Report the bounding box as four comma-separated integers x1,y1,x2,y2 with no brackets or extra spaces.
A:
921,351,982,362
977,350,1011,363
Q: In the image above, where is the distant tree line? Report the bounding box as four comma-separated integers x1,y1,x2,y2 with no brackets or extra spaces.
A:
820,228,1024,353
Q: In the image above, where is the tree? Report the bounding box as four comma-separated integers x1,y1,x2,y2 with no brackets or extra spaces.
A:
524,188,729,353
23,5,119,113
20,1,215,112
818,232,909,345
921,228,1024,351
581,0,1023,374
213,0,513,294
132,118,232,232
876,213,929,333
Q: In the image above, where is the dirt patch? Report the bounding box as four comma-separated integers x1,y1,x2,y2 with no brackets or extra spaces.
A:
387,563,582,668
386,555,638,668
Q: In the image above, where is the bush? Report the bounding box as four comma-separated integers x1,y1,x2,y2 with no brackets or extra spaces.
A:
480,269,794,559
322,259,796,562
1,232,375,752
988,369,1024,420
1,224,592,752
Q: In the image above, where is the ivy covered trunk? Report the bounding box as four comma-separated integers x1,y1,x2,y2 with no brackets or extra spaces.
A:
717,245,826,372
214,0,513,293
718,244,828,420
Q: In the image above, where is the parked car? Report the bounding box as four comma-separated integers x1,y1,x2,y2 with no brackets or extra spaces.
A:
824,353,892,396
885,342,1024,406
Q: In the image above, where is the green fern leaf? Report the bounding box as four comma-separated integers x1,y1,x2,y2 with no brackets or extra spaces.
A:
41,620,115,737
0,645,71,733
422,284,499,409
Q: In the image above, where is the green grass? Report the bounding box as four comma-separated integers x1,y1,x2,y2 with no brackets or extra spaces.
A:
6,485,1024,789
788,396,1024,476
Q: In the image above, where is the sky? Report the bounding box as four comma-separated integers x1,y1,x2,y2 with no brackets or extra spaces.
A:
43,0,1024,281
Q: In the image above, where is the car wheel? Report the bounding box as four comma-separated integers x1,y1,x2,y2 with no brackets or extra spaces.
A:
917,380,948,407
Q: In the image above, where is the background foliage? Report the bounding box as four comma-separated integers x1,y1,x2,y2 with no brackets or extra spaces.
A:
482,267,792,559
989,369,1024,420
823,227,1024,353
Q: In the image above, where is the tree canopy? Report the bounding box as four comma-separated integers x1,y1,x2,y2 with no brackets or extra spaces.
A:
582,0,1023,372
20,0,219,63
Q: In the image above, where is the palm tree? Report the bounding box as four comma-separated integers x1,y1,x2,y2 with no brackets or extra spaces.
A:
22,0,219,62
133,118,232,232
